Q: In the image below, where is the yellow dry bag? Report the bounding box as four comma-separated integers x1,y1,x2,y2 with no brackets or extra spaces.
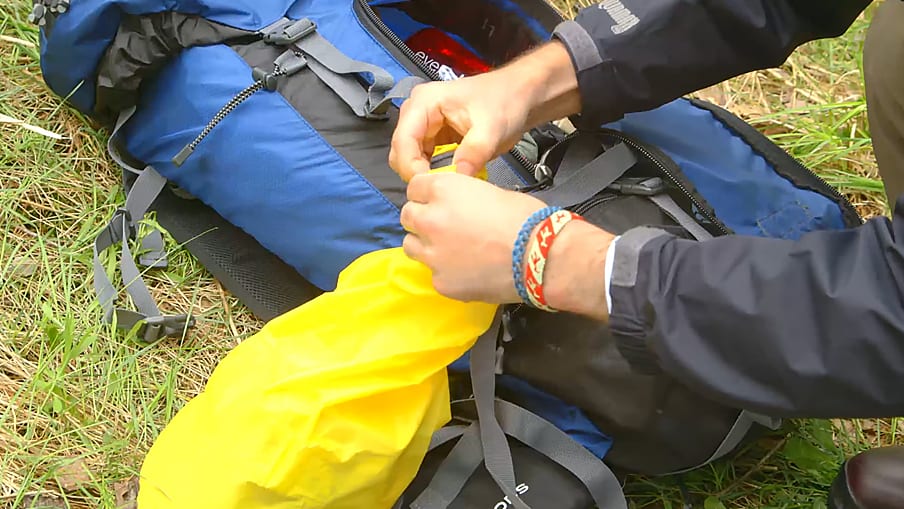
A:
136,146,497,509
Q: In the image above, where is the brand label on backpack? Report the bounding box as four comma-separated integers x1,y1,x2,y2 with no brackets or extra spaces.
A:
413,51,465,81
492,483,530,508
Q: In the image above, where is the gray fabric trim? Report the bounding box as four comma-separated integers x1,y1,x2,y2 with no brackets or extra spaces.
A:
611,227,670,288
552,20,603,72
648,194,713,241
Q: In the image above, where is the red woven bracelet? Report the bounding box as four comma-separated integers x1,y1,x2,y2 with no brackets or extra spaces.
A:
522,209,584,312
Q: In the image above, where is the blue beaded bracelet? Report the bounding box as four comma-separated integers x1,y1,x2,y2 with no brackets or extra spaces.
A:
512,206,562,305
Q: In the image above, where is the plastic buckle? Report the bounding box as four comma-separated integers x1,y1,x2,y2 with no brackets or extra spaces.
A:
110,207,136,242
608,176,668,196
138,314,195,344
264,18,317,46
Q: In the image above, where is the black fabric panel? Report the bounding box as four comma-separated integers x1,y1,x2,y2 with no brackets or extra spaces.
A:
232,41,408,208
95,12,255,122
687,98,863,228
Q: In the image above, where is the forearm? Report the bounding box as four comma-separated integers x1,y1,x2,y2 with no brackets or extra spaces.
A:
552,0,871,126
608,219,904,419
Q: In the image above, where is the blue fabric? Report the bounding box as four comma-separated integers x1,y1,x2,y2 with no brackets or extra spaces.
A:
122,44,405,291
39,0,297,113
607,98,847,239
369,6,486,59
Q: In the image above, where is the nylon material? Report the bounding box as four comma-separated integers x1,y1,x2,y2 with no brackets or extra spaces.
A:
286,0,413,83
606,99,846,239
233,41,407,208
39,0,298,112
122,44,405,290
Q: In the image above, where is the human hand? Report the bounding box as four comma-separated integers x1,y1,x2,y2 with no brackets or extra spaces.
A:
400,172,614,320
389,41,582,182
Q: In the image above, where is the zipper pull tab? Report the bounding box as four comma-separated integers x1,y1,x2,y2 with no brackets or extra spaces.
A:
172,50,309,167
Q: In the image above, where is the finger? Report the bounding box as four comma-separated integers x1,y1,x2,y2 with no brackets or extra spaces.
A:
390,91,449,182
406,173,441,204
399,201,427,234
390,101,433,182
402,233,426,262
452,123,504,177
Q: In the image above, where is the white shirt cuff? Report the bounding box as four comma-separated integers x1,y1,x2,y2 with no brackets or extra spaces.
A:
604,235,621,315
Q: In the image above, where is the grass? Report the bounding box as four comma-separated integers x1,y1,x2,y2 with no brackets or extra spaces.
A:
0,0,899,508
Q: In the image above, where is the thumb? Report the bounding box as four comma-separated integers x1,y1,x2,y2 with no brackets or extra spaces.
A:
452,124,503,177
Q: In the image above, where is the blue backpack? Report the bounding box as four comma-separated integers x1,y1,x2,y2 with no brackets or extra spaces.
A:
35,0,861,507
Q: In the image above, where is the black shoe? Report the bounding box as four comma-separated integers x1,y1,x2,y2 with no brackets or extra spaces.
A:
828,446,904,509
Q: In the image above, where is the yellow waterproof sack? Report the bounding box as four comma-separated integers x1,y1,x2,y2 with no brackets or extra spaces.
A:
137,146,497,509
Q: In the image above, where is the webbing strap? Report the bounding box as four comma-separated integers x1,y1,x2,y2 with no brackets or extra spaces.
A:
409,423,482,509
533,142,638,208
428,425,469,452
648,193,714,241
492,399,627,509
107,107,167,267
417,398,629,509
293,31,397,119
469,310,531,509
96,108,193,343
93,166,193,343
368,76,429,116
669,409,781,475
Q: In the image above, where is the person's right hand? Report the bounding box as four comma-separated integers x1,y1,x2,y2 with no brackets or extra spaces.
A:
389,41,582,182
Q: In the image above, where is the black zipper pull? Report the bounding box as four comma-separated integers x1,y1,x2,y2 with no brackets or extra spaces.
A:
172,50,308,167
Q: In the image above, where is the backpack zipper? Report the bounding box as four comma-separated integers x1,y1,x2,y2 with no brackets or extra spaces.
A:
541,130,730,235
172,48,308,166
352,0,540,177
599,129,730,235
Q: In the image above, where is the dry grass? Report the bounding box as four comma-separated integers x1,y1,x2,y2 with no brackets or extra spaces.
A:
0,0,898,508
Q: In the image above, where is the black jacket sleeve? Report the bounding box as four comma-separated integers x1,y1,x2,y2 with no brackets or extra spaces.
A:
607,197,904,419
552,0,872,127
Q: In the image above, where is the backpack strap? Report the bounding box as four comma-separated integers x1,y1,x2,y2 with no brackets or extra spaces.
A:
262,18,427,119
95,107,195,342
531,141,637,207
646,193,714,241
469,310,529,509
409,311,628,509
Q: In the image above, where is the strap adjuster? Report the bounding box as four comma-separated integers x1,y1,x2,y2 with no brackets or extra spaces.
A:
137,314,195,344
264,18,317,45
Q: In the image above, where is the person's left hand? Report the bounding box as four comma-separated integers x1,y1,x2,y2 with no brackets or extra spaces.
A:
400,172,546,304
